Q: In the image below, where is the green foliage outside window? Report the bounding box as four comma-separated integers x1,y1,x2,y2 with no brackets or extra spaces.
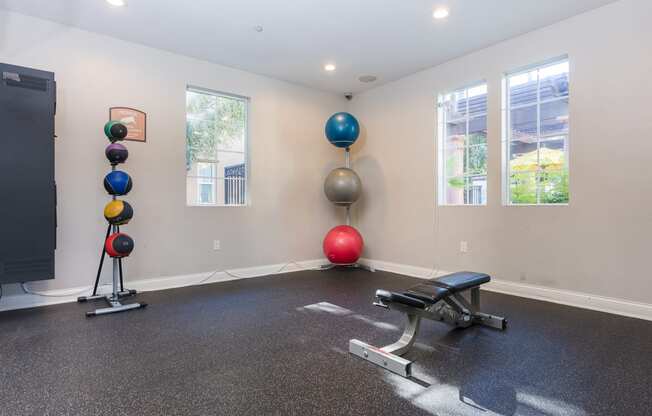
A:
448,177,465,188
511,170,569,204
510,147,568,204
467,134,487,175
446,133,487,189
186,91,246,170
541,170,569,204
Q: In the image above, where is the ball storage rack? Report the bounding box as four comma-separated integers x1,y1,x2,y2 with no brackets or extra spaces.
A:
320,146,374,272
77,121,146,317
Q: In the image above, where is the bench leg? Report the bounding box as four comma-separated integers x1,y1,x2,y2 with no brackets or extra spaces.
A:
384,313,420,355
471,287,480,309
451,291,507,331
473,312,507,330
349,314,420,377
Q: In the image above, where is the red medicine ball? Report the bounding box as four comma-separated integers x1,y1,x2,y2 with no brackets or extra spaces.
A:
323,225,364,265
105,232,134,258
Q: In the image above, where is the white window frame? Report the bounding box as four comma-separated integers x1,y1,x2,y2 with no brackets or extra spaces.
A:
437,81,489,206
502,56,570,206
196,161,216,206
186,86,250,207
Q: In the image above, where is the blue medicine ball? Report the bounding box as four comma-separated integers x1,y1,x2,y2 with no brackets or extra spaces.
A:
103,170,133,196
325,112,360,148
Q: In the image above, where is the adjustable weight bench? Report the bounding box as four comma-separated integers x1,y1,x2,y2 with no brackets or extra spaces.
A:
349,271,506,377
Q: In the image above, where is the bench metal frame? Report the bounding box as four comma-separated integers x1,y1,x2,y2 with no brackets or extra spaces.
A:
349,286,506,377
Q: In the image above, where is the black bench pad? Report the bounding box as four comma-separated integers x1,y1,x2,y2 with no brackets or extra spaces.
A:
376,289,426,309
405,285,450,304
373,271,490,309
431,271,490,292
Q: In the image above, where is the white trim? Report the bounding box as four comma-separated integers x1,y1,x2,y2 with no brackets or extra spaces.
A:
0,259,324,313
358,258,451,279
359,258,652,322
186,85,249,101
481,280,652,322
504,54,570,77
5,257,652,322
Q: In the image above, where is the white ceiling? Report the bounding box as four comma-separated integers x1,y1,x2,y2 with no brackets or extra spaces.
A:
0,0,617,93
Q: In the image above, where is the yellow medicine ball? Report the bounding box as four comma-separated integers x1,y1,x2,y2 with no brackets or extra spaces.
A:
103,200,133,225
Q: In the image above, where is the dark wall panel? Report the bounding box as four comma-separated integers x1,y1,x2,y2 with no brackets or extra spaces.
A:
0,63,56,284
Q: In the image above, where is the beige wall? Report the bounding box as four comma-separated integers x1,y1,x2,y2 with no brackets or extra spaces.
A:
350,0,652,303
0,10,346,293
3,1,651,306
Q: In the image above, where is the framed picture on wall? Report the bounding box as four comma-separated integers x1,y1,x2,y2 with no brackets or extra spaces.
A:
109,107,147,142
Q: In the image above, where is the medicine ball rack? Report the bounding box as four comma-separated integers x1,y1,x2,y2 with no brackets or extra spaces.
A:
77,121,146,317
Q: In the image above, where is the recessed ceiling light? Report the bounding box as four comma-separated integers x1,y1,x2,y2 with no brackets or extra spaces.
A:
254,25,264,33
324,64,336,72
433,7,449,20
106,0,126,6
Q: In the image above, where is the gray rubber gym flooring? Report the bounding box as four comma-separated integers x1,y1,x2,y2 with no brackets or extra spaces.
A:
1,269,651,415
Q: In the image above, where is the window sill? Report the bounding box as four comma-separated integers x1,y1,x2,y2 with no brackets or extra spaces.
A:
437,204,487,207
503,203,569,207
187,204,249,208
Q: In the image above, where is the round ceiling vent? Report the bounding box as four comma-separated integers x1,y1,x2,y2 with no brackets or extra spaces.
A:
359,75,377,83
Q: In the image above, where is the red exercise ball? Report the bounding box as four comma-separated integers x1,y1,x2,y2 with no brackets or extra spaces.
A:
323,225,364,265
105,232,134,258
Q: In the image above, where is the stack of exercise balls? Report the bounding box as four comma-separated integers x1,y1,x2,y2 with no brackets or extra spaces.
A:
322,112,364,265
103,121,135,258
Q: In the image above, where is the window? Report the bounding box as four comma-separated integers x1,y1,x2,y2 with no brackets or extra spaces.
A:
197,162,216,205
186,87,248,206
503,58,569,205
438,83,488,205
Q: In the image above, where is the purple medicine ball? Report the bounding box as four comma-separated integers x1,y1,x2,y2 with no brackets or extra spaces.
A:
105,143,129,165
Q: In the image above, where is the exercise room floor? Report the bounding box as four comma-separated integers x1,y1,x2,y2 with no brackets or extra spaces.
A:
1,270,651,416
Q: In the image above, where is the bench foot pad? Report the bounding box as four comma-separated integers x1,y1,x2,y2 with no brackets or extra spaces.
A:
349,339,412,377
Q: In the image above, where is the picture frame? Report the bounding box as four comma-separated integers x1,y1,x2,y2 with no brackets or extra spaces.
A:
109,107,147,142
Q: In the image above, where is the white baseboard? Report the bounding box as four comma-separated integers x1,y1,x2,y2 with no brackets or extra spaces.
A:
5,257,652,322
482,279,652,322
0,259,325,313
359,258,652,322
358,258,452,279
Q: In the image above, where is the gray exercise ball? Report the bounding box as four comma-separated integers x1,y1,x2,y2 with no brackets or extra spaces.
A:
324,167,362,206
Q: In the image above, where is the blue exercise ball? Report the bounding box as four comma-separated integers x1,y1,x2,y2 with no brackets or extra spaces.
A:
325,112,360,148
104,170,133,196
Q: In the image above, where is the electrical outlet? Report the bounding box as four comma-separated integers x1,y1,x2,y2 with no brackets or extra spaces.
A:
460,241,468,253
213,240,221,250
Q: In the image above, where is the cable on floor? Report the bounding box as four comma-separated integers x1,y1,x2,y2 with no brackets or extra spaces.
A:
19,261,323,298
416,180,443,281
20,283,91,298
197,261,322,285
